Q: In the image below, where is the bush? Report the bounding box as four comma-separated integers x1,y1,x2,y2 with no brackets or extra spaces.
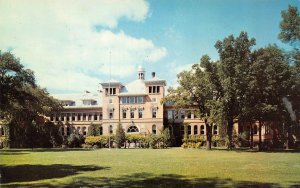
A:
85,136,109,148
114,123,125,148
67,133,85,148
195,142,202,149
181,143,188,149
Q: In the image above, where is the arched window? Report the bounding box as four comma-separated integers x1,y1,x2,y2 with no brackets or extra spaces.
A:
194,125,198,135
82,127,87,135
66,127,70,136
213,125,218,135
253,125,258,135
76,127,81,135
109,125,113,134
100,126,103,135
200,125,205,135
187,125,191,135
127,126,139,133
152,124,157,134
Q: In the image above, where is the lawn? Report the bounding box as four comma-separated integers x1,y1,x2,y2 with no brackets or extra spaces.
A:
0,148,300,187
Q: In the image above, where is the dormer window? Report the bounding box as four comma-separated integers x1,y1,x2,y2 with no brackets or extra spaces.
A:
149,86,160,94
105,88,116,95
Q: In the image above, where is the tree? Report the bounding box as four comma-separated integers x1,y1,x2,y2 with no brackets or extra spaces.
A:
250,45,292,150
163,55,219,150
214,32,256,150
114,123,125,148
87,123,101,136
278,5,300,49
0,51,62,147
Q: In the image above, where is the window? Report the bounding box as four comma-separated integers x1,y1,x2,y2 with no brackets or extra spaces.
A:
130,108,135,118
213,125,218,135
55,116,59,121
174,111,179,119
0,127,4,136
82,127,87,135
50,115,54,121
167,110,173,119
77,114,81,121
149,86,160,94
151,97,157,103
152,108,157,118
138,108,143,118
200,125,205,135
187,125,191,135
106,88,116,95
129,97,135,103
88,114,92,121
100,126,103,135
121,97,127,104
137,97,144,103
109,109,113,119
187,111,192,119
122,109,127,118
109,98,113,103
253,125,258,135
152,124,157,134
194,125,198,135
83,113,86,121
109,125,113,134
76,127,80,135
180,110,185,119
94,114,98,121
66,114,70,121
72,114,75,121
66,127,71,136
127,126,139,133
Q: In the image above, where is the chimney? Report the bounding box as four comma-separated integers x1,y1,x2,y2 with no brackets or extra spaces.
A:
152,72,156,78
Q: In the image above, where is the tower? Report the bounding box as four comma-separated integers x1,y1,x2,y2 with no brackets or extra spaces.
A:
137,65,145,80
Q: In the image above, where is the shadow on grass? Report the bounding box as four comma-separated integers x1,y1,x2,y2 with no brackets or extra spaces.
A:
0,148,91,152
9,173,300,188
0,164,110,184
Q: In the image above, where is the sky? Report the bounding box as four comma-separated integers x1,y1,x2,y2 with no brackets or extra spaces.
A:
0,0,299,94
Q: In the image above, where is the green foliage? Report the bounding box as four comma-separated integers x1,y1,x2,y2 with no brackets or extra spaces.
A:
87,123,101,136
85,135,109,148
278,5,300,47
67,133,85,148
114,123,126,148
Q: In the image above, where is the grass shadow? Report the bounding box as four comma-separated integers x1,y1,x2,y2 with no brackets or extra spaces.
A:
0,164,110,184
18,172,300,188
0,148,91,152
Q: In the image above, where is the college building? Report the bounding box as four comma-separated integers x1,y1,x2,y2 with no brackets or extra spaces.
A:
45,66,279,146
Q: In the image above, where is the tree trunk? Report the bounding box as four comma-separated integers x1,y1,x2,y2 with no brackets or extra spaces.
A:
286,125,290,149
258,121,262,151
250,122,253,149
206,123,212,150
227,119,234,150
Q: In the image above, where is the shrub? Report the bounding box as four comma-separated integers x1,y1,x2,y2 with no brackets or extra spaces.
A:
67,133,85,148
114,123,125,148
181,143,188,149
195,142,202,149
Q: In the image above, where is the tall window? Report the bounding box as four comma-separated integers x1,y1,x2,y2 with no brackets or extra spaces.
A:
66,127,70,136
122,109,127,118
77,114,81,121
187,111,192,119
180,110,185,119
194,125,198,135
94,114,98,121
200,125,205,135
109,109,114,119
121,97,127,104
187,125,191,135
100,126,103,135
88,114,92,121
213,125,218,135
152,108,157,118
129,97,135,103
138,108,143,118
66,114,70,121
151,97,157,103
109,125,113,134
82,127,87,135
130,108,135,118
83,113,86,121
72,114,75,121
152,124,157,134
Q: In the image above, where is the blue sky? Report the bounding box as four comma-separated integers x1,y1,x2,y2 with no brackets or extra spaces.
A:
0,0,299,93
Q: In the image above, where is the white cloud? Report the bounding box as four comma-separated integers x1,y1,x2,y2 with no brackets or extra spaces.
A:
0,0,167,93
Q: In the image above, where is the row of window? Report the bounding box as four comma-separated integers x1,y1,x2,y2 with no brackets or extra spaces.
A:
149,86,160,94
50,113,102,122
121,96,144,104
121,108,157,119
62,124,157,136
181,125,218,135
167,110,200,120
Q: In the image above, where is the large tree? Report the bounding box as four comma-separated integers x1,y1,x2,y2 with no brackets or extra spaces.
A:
0,51,62,147
214,32,256,149
163,55,219,150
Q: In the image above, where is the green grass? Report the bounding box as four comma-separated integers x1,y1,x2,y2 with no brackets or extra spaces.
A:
1,148,300,187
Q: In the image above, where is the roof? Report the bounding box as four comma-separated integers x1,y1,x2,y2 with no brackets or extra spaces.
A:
119,79,147,96
52,92,102,108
